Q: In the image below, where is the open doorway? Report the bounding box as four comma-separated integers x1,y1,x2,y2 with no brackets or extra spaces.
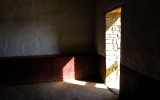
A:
105,7,121,94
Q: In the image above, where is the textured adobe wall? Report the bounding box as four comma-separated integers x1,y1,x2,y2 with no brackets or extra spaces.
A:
0,0,95,57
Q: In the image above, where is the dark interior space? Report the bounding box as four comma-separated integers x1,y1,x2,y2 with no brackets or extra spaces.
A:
0,0,160,100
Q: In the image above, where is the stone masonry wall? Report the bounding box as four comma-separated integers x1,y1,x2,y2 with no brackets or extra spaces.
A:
105,12,121,89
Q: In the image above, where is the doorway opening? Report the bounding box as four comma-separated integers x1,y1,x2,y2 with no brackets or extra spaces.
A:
105,7,121,94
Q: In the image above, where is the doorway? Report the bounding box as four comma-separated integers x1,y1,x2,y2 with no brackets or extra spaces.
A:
105,7,121,94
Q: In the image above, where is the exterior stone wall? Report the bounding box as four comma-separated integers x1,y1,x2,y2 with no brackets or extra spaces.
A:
105,11,121,91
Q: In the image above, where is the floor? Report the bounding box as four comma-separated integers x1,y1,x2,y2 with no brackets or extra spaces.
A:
0,80,118,100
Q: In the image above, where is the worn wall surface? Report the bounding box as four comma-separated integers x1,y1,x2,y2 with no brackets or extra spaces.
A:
0,0,95,57
95,0,160,99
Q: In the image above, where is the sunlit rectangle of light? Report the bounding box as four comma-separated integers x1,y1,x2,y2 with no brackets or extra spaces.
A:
64,79,86,86
95,83,108,89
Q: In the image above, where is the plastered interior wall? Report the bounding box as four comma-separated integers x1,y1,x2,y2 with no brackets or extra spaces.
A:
95,0,160,82
0,0,95,57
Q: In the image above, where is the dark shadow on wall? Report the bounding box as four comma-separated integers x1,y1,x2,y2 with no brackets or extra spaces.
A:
97,55,106,83
54,1,95,54
120,65,160,100
74,55,101,83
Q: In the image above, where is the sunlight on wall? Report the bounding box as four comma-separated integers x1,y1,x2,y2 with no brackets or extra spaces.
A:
63,57,75,81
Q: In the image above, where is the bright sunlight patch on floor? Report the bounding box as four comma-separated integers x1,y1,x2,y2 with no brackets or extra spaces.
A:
64,79,86,86
64,79,107,89
95,83,107,89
